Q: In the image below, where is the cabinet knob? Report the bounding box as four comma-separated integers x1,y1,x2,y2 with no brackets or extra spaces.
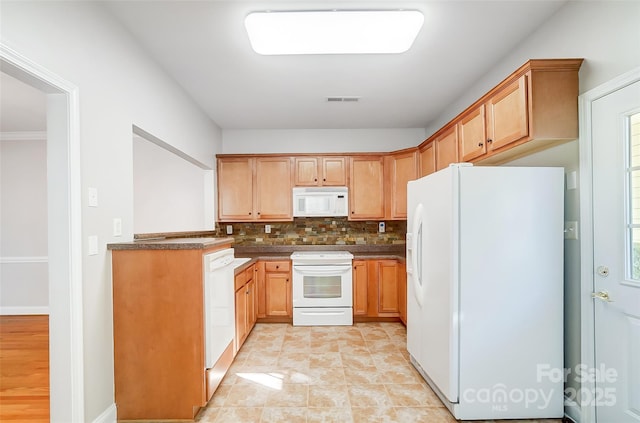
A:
478,142,483,147
249,212,252,215
314,178,317,182
351,211,354,214
257,212,261,215
276,265,279,269
286,278,289,282
323,178,326,181
487,139,493,143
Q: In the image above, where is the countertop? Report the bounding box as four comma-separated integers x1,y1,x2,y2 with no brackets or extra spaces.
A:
107,237,234,250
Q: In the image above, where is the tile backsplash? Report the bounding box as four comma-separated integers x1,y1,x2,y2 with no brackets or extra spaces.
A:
213,218,406,246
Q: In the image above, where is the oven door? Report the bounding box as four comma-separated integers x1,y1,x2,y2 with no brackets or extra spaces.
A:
292,263,353,308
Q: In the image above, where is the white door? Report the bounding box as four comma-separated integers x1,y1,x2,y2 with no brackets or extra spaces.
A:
592,80,640,423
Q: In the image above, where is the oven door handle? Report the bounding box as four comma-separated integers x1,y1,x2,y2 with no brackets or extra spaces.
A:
293,264,352,276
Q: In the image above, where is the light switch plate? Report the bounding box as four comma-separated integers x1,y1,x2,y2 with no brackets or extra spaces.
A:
88,187,98,207
226,225,233,235
88,235,98,255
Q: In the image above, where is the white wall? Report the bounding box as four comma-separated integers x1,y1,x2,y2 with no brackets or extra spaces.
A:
0,136,48,314
425,1,640,138
133,135,213,234
0,2,222,421
222,128,426,153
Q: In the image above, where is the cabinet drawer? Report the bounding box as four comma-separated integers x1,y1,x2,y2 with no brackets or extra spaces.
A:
244,265,254,282
235,272,247,291
264,261,290,272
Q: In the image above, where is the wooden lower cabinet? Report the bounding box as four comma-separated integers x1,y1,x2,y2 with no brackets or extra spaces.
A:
111,244,233,420
235,264,257,353
257,260,292,321
353,258,406,320
353,260,369,316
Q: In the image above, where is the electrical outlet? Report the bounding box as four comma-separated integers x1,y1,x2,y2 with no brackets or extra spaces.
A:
378,222,385,233
88,235,98,255
226,225,233,235
265,224,271,234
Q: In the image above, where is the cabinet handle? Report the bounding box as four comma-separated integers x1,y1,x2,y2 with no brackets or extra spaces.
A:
351,211,354,214
478,142,483,147
487,139,493,143
249,212,252,215
257,212,261,215
314,178,317,182
323,178,326,181
286,278,289,282
276,265,279,269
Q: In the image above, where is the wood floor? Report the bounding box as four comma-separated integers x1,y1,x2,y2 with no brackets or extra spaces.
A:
0,315,49,422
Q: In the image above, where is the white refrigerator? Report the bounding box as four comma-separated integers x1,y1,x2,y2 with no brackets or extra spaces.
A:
406,163,565,420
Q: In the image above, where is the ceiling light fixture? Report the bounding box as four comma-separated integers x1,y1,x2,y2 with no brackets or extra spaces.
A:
244,10,424,55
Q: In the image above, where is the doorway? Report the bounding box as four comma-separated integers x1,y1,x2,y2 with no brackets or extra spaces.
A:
1,44,84,421
580,68,640,423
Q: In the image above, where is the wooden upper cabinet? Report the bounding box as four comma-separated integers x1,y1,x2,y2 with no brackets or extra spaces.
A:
294,156,347,186
217,157,254,221
349,156,385,220
321,157,347,185
459,104,487,162
294,157,318,185
419,141,436,178
218,156,292,222
435,125,459,171
255,157,292,220
486,74,529,152
386,150,417,220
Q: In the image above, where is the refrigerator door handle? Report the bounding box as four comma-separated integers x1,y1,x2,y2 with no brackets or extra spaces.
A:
412,203,424,307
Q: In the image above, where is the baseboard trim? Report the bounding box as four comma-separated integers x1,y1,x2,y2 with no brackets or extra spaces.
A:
92,403,116,423
564,395,581,423
0,306,49,315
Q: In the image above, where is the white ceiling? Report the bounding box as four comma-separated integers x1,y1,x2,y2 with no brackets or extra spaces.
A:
102,0,568,130
1,1,569,133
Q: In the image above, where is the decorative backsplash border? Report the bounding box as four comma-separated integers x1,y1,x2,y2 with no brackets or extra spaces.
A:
212,218,407,246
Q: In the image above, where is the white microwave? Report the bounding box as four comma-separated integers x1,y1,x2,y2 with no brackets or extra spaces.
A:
292,187,349,217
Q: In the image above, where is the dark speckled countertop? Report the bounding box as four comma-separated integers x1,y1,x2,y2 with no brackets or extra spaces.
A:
234,244,405,261
107,237,234,250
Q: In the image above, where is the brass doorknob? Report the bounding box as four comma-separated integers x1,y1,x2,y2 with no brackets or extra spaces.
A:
591,291,613,302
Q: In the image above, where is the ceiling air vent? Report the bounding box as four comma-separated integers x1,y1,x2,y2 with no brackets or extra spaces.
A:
327,97,360,102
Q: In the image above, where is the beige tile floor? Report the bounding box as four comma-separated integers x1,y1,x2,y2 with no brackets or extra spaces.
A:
196,322,563,423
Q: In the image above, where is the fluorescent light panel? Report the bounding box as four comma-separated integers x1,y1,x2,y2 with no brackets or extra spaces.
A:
245,10,424,55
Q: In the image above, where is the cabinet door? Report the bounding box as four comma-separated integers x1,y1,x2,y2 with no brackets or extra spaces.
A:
255,157,292,220
349,157,385,220
459,105,487,162
377,260,399,315
247,278,257,330
419,141,436,177
435,126,458,171
217,158,254,221
387,151,417,220
294,157,319,186
321,157,347,186
487,74,529,151
353,260,368,316
398,264,407,325
265,272,291,317
234,284,247,352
